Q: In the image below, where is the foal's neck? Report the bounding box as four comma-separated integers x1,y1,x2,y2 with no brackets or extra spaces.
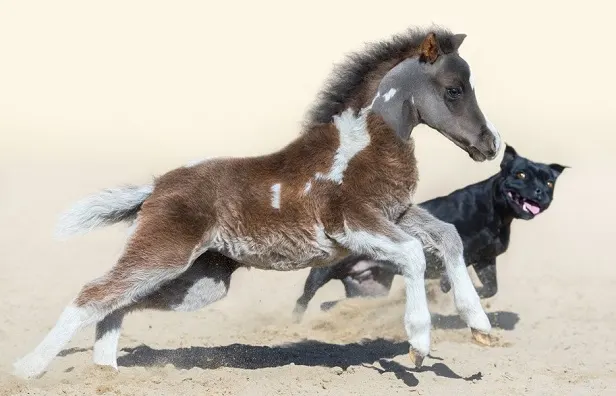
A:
369,58,422,140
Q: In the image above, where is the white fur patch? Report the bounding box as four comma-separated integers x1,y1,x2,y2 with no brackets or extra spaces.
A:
383,88,397,102
304,180,312,194
485,117,501,153
313,224,338,255
411,96,415,105
13,305,94,379
316,108,371,184
55,185,153,239
270,183,281,209
171,276,227,312
93,310,125,369
93,327,121,368
367,91,381,110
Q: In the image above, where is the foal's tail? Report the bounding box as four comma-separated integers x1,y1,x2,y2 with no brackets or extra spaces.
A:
54,184,154,239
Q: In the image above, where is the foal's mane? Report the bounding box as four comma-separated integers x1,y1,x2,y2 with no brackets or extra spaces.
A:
304,26,458,129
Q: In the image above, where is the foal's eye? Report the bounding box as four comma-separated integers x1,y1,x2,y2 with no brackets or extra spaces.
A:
546,181,554,188
445,87,463,100
515,171,526,180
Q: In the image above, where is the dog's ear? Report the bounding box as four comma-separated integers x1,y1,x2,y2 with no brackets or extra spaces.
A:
500,143,518,168
549,163,569,177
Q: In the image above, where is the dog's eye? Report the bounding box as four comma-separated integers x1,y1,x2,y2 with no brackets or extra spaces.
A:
445,87,463,100
546,181,554,188
515,172,526,180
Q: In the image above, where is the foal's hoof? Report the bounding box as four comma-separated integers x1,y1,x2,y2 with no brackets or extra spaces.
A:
471,328,493,346
408,348,425,368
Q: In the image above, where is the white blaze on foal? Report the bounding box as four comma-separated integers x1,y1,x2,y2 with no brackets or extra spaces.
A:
466,62,501,153
314,108,370,184
270,183,281,209
383,88,397,102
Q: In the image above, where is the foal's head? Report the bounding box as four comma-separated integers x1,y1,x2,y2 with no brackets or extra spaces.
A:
374,32,501,162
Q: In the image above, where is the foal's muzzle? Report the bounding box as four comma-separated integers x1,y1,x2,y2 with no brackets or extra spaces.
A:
469,125,501,161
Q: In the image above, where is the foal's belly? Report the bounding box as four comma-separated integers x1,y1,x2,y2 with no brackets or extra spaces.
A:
208,225,348,271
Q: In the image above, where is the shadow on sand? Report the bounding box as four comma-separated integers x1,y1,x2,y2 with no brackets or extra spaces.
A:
432,310,519,331
60,311,518,388
114,338,486,387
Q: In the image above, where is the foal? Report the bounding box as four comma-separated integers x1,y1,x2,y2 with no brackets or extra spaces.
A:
14,27,501,379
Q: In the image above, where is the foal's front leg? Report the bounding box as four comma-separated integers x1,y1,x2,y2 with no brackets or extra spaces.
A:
397,206,492,344
333,219,431,367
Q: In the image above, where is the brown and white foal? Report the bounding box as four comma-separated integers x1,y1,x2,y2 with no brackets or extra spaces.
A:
13,28,501,379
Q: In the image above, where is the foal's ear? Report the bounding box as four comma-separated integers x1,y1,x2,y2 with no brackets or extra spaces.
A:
450,34,467,51
419,32,441,64
501,143,518,167
549,163,569,177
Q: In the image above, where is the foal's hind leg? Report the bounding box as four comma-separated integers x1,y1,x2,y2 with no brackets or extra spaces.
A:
92,252,239,368
13,216,209,379
93,307,128,368
398,206,492,345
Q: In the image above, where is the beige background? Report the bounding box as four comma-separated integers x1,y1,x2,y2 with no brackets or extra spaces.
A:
1,1,614,395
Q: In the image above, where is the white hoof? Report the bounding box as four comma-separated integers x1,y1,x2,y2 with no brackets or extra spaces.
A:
467,309,492,334
92,356,118,370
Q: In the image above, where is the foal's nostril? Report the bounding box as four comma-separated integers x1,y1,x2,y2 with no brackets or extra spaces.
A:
481,125,499,155
489,138,497,153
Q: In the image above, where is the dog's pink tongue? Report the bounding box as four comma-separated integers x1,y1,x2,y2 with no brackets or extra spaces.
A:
523,202,541,215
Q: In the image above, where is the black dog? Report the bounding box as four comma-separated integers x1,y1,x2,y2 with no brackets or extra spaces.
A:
293,144,567,321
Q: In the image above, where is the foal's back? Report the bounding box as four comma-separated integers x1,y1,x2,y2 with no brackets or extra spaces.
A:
144,113,419,270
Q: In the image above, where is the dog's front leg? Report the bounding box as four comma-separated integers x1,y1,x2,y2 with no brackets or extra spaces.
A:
473,259,497,298
293,265,342,322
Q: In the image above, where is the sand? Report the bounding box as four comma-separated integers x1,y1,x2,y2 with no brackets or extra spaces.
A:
1,0,615,395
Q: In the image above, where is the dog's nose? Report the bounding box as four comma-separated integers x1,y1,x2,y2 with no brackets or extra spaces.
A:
534,188,543,198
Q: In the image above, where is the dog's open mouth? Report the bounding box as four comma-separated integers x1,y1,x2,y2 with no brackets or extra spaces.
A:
507,191,541,215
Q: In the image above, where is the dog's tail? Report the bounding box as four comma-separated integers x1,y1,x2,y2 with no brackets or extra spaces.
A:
54,184,154,240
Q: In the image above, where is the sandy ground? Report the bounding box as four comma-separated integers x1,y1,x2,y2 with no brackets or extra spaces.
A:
1,1,616,395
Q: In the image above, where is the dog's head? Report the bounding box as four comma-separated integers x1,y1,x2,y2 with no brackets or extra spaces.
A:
497,144,568,220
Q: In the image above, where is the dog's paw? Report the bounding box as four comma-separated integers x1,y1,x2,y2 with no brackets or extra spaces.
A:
439,277,451,293
291,305,306,324
477,287,497,299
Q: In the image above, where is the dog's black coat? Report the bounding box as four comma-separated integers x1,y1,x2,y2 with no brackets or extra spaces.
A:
293,144,567,319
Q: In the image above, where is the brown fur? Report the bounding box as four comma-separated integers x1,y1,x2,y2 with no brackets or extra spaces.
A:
76,111,418,305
